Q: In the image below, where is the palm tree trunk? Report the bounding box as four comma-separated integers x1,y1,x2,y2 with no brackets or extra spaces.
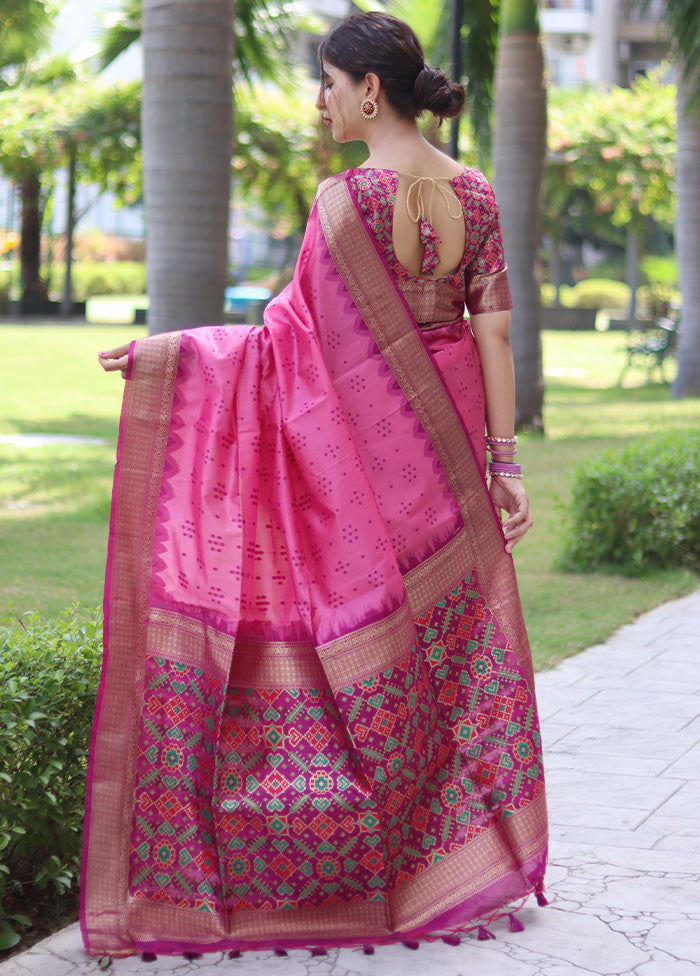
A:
492,0,547,431
142,0,235,335
672,70,700,397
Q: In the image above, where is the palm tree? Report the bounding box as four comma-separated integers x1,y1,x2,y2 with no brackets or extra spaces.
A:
646,0,700,398
100,0,300,334
141,0,234,334
0,0,57,80
492,0,546,430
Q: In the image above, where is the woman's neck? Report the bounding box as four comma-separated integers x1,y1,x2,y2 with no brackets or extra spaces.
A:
362,116,463,178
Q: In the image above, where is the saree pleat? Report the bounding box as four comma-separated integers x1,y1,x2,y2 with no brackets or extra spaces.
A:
81,174,547,957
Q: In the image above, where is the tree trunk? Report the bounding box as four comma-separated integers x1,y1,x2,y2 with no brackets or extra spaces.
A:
492,5,547,431
20,172,47,301
142,0,235,335
625,220,639,320
672,70,700,397
61,148,77,318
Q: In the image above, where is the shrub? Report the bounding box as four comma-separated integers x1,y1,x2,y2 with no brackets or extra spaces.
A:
541,283,556,308
48,261,146,299
566,278,630,311
561,432,700,576
640,254,678,288
0,607,102,949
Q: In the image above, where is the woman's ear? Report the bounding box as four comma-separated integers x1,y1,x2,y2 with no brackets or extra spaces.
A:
364,72,381,100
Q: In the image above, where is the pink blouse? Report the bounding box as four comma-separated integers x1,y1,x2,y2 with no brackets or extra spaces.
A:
348,167,512,330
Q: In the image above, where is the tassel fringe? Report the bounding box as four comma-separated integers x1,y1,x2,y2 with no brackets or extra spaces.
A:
402,939,420,950
508,913,526,933
535,882,549,907
141,952,158,962
477,926,496,941
441,934,461,946
310,947,327,957
183,952,201,960
274,948,289,957
362,945,375,955
228,949,241,958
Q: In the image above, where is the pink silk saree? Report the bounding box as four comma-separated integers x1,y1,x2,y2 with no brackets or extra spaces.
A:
81,173,547,957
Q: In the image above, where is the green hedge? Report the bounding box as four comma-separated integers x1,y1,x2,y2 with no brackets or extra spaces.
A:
0,608,101,949
561,432,700,576
48,261,146,299
541,277,681,316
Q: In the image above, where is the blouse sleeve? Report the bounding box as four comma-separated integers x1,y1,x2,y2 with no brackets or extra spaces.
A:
463,176,513,315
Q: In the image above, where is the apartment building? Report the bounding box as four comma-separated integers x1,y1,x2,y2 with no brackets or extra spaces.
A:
540,0,669,88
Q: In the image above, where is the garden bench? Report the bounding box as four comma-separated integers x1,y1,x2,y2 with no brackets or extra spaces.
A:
618,315,678,384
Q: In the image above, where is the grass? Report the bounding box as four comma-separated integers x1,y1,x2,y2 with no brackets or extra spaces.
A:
0,324,141,617
0,324,698,670
515,330,700,669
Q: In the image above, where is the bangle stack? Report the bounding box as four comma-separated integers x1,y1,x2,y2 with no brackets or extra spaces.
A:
486,435,523,480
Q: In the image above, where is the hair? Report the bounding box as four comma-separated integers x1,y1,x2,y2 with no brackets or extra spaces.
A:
318,12,465,122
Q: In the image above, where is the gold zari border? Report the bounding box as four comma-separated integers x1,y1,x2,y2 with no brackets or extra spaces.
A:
147,608,326,688
317,601,415,691
316,177,532,690
83,332,181,953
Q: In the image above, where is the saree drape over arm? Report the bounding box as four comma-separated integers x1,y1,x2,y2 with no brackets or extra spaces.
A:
81,173,547,957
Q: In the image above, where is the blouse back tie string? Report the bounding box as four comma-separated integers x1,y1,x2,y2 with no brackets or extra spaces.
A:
405,175,463,275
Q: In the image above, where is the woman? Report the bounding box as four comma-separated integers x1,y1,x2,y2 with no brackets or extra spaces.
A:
83,11,547,958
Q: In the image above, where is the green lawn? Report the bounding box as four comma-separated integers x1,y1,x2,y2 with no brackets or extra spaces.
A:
0,324,698,670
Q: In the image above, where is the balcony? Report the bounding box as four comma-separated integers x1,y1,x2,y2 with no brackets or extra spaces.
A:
616,0,667,42
540,0,594,40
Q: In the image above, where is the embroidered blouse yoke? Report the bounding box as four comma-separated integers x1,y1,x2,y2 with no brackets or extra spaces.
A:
349,167,513,330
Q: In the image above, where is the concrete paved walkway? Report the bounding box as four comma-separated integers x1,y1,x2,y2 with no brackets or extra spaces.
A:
2,590,699,976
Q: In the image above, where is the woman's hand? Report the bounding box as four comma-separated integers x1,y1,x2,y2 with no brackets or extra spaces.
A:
98,343,131,378
489,475,533,553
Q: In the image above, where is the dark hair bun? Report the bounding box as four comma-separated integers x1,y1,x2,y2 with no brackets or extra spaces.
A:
414,65,465,120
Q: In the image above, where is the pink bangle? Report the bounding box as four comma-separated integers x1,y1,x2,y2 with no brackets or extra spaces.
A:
489,461,523,479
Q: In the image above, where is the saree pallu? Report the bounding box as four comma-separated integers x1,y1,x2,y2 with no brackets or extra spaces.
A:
81,174,547,957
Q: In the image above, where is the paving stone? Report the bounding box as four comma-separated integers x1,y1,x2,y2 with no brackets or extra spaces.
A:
645,919,700,964
594,874,700,914
636,957,700,976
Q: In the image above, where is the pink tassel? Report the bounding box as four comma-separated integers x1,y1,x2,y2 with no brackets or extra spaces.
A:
141,952,157,962
477,926,495,941
228,949,241,958
535,882,549,907
362,945,375,955
442,934,461,946
274,948,288,957
402,939,420,950
508,913,526,933
183,952,201,960
310,948,327,957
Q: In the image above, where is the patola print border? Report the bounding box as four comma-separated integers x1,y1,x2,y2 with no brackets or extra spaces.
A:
315,175,532,690
115,792,546,949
